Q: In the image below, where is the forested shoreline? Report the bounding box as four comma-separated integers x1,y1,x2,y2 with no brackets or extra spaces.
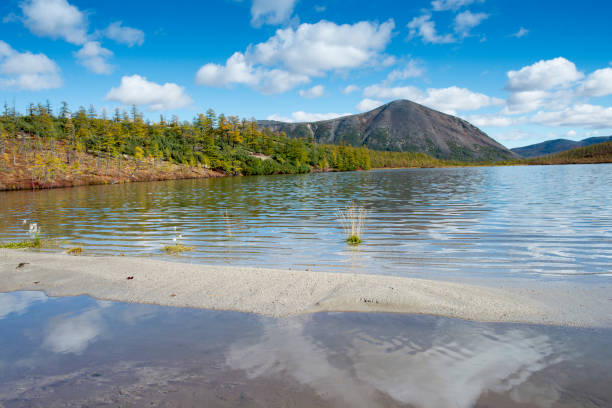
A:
1,102,609,191
0,102,441,190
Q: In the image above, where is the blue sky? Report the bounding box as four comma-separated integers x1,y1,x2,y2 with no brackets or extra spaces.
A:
1,0,611,148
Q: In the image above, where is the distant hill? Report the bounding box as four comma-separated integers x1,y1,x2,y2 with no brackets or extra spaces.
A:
258,100,515,161
515,141,612,165
512,136,612,157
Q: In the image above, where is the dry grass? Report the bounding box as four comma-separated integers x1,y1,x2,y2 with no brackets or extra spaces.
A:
162,244,194,254
66,247,83,255
337,203,367,245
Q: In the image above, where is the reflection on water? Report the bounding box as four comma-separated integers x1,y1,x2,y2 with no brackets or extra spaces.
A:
1,165,612,279
0,292,610,407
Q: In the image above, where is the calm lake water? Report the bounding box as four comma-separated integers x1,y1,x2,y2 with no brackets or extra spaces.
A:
1,164,611,280
1,291,610,408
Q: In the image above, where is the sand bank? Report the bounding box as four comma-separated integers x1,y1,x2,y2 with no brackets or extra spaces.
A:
1,249,610,326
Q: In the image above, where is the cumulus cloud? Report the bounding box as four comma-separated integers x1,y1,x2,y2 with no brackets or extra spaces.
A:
103,21,145,47
454,11,488,37
299,84,324,98
468,114,525,127
386,59,424,82
342,84,360,94
195,52,310,94
252,20,395,76
407,15,455,44
0,41,62,90
531,104,612,129
196,19,394,94
74,41,113,74
356,98,384,112
20,0,88,45
251,0,298,27
431,0,483,11
105,75,193,111
268,110,351,122
511,27,529,38
579,68,612,97
505,57,584,92
196,52,260,88
364,84,503,114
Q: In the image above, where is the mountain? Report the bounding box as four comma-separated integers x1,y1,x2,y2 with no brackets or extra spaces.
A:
512,136,612,157
258,100,515,161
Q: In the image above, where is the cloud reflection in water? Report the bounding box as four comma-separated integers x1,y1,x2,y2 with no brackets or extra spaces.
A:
227,315,564,408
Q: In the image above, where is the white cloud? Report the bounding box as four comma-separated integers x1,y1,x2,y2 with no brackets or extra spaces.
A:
103,21,144,47
531,104,612,129
267,111,351,122
468,114,530,127
196,52,260,87
386,59,424,82
342,84,360,94
511,27,529,38
252,19,395,76
196,20,394,94
0,40,62,90
315,5,326,12
356,98,384,112
431,0,483,11
195,52,310,94
454,11,488,36
74,41,113,74
490,129,531,143
364,84,503,114
506,57,584,92
564,129,577,138
579,68,612,97
259,68,311,93
20,0,88,45
504,89,574,115
299,84,324,98
407,15,455,44
251,0,298,27
105,75,193,111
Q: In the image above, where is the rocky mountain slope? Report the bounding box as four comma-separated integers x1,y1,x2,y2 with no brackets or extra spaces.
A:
258,99,515,161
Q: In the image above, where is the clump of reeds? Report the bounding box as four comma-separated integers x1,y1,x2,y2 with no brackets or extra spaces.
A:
162,244,194,254
0,221,44,249
66,247,83,255
162,227,193,254
337,203,367,245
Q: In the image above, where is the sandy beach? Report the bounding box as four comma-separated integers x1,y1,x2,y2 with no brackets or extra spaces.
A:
1,249,610,327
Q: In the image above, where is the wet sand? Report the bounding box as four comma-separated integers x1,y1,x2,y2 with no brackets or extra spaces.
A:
1,249,610,326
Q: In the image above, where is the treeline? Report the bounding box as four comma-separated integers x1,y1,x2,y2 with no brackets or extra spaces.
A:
0,102,373,176
490,141,612,166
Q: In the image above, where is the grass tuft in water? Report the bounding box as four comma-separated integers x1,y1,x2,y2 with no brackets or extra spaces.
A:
346,235,363,245
0,238,42,249
66,247,83,255
337,203,367,245
162,244,194,254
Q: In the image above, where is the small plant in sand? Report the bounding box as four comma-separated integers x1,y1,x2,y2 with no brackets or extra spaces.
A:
337,203,367,245
162,227,193,254
66,247,83,255
0,221,45,249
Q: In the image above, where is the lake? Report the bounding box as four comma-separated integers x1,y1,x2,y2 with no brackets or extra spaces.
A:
1,164,611,281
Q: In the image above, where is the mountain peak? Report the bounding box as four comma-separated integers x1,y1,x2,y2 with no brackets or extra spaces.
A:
259,99,514,161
